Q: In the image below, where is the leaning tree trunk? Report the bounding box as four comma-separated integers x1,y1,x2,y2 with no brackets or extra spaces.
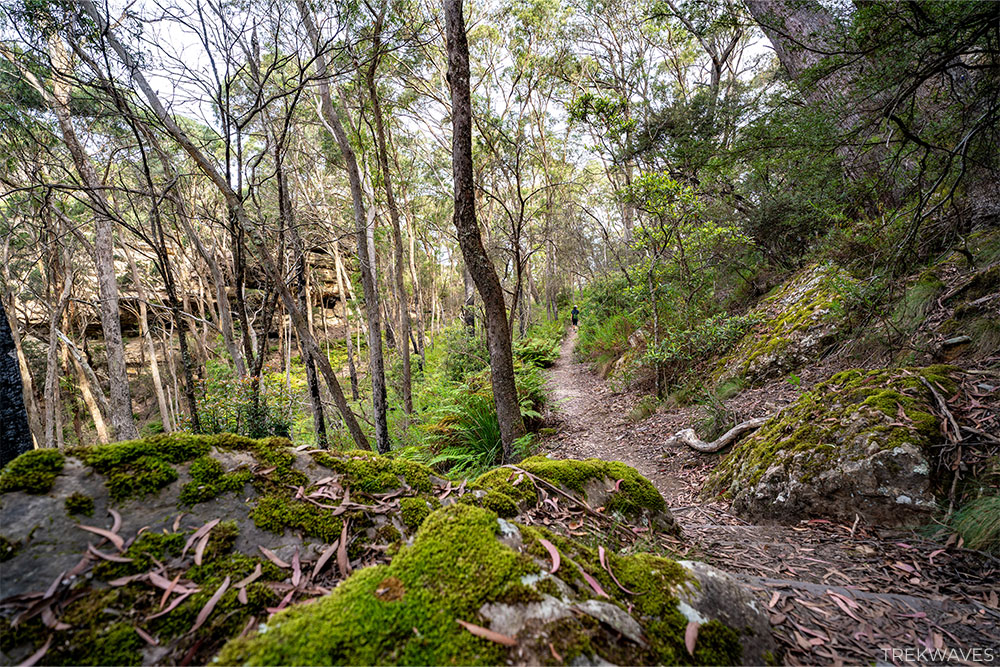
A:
47,35,138,440
282,163,327,447
77,0,371,450
126,248,172,433
297,1,390,452
0,300,33,467
333,244,361,401
445,0,527,461
366,43,413,415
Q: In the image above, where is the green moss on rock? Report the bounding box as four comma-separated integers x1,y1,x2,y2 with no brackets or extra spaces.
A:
93,531,187,579
179,456,252,506
0,449,65,494
218,503,746,666
218,504,537,666
71,433,298,501
521,455,666,515
65,491,95,517
251,495,344,542
0,534,19,561
711,263,855,387
476,490,520,518
472,467,539,505
313,449,434,494
708,365,957,522
400,497,433,529
471,456,666,520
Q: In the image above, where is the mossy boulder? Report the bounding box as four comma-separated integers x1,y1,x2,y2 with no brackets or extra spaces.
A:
0,435,440,665
472,455,680,536
712,263,856,388
706,366,957,524
0,435,697,665
218,504,775,665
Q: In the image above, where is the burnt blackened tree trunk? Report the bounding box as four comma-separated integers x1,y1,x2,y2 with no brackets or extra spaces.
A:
444,0,526,461
0,300,32,467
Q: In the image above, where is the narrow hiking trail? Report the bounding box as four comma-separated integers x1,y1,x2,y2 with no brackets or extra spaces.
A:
541,330,1000,664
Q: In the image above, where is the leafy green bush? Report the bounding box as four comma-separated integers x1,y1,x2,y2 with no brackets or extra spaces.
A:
577,312,636,367
435,326,488,382
643,312,760,374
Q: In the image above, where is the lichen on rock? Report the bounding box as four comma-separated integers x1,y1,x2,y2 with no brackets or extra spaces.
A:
706,365,957,523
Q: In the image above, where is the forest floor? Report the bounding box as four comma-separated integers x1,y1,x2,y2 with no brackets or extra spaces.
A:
541,330,1000,665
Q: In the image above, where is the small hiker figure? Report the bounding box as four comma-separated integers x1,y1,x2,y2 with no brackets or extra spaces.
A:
571,305,580,327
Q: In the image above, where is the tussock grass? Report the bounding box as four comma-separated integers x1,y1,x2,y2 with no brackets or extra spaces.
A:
949,495,1000,554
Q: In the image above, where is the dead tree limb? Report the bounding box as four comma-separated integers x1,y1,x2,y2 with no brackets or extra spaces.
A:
664,416,771,453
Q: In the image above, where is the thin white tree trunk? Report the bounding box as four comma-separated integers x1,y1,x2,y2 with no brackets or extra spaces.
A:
126,249,172,432
44,277,72,448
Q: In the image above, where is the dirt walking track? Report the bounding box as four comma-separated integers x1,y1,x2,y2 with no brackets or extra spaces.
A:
541,330,1000,665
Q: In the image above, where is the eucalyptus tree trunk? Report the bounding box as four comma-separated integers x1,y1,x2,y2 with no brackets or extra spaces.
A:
71,355,111,443
56,330,113,440
0,300,34,467
44,270,72,448
126,249,172,433
46,35,138,440
404,207,426,366
366,30,413,415
148,132,246,378
445,0,527,460
297,1,390,452
281,161,327,446
77,0,371,450
333,244,360,401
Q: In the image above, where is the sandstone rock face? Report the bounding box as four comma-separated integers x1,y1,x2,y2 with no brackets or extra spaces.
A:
713,263,856,388
706,366,956,524
1,435,766,665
